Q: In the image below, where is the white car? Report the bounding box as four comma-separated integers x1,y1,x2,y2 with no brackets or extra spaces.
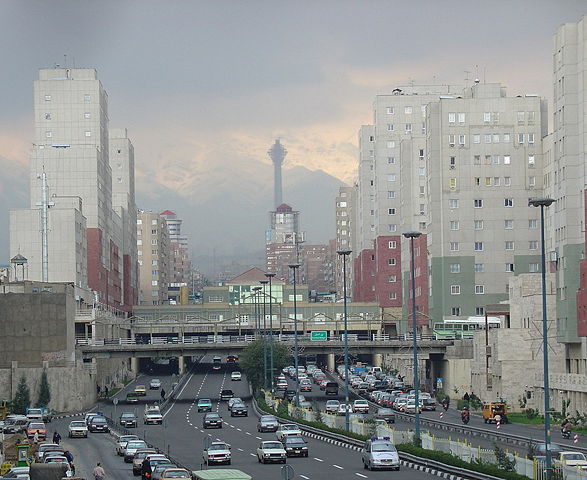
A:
276,423,302,441
257,441,287,464
325,400,340,414
353,400,370,414
144,406,163,425
116,434,139,455
68,420,88,438
203,441,231,465
227,397,243,411
337,404,353,415
230,371,242,381
276,380,288,391
149,379,162,389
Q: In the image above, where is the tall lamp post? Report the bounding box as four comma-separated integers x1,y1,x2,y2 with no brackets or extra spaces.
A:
403,231,422,444
252,286,262,338
265,273,276,391
529,198,555,478
337,249,352,431
260,279,269,389
288,263,301,407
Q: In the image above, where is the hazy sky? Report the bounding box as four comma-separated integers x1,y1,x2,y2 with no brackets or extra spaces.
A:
0,1,585,262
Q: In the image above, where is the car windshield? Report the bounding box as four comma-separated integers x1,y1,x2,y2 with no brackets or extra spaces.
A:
93,418,107,424
199,399,211,404
565,454,584,460
206,414,220,419
122,414,136,419
70,422,85,427
264,442,283,449
378,409,393,414
209,444,228,451
29,423,44,429
286,439,305,446
121,435,139,442
283,425,298,430
372,442,396,452
128,441,147,448
260,416,276,422
163,471,190,478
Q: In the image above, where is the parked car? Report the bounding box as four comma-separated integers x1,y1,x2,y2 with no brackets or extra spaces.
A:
256,441,287,464
159,468,190,480
124,442,150,463
68,420,88,438
202,441,231,465
131,448,157,471
257,415,279,432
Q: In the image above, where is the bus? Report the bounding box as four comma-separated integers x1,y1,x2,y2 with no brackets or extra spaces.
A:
433,316,501,340
212,356,222,370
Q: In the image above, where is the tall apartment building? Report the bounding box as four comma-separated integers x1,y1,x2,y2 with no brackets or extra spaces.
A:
266,204,305,283
137,211,170,305
335,186,354,297
10,68,137,310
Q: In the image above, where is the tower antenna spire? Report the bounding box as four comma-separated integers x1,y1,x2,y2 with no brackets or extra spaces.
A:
268,139,287,208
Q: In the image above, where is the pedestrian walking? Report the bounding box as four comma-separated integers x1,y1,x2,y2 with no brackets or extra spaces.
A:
104,385,109,397
141,457,152,480
53,431,61,444
160,388,166,401
33,431,39,444
93,463,105,480
97,385,101,398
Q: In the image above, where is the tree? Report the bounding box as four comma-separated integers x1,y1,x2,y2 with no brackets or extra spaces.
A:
13,375,31,414
37,370,51,408
239,339,291,391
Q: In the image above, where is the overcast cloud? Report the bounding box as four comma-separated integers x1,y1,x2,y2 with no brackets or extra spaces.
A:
0,0,585,265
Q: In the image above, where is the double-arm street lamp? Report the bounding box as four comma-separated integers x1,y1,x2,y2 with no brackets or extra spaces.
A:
265,273,276,391
403,231,422,444
252,286,262,337
288,263,301,407
337,249,352,431
529,197,556,478
260,279,269,389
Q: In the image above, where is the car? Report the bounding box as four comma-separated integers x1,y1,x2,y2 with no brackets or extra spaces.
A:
325,400,340,414
144,406,163,425
422,398,437,411
220,389,234,401
84,412,102,426
120,412,138,428
43,455,74,476
533,443,564,459
361,437,400,471
26,422,47,440
276,380,288,391
126,392,140,404
353,399,370,414
257,415,279,432
68,420,88,438
88,416,109,432
276,423,302,441
337,404,352,416
26,408,44,421
116,435,139,455
230,371,242,381
131,448,157,471
149,379,162,389
558,451,587,468
124,441,150,463
152,463,178,480
228,397,244,410
3,466,30,480
203,441,232,465
282,435,309,457
375,408,396,423
134,385,147,396
405,400,422,414
3,416,29,434
203,412,223,428
283,389,296,401
257,441,287,464
159,468,190,480
35,444,63,462
230,402,248,417
300,380,312,392
325,382,339,396
145,454,172,472
197,398,213,412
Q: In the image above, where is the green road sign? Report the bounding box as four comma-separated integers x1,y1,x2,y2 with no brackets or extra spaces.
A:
310,331,327,341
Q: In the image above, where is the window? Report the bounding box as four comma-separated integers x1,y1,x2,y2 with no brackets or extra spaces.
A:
503,133,511,143
493,134,500,143
387,123,394,131
388,258,396,266
152,249,158,255
450,263,461,273
529,219,538,229
451,285,461,295
484,177,491,186
474,242,484,251
504,198,513,207
388,191,396,198
419,204,425,215
517,111,525,124
419,149,425,158
450,220,459,230
389,292,397,300
473,134,481,144
405,106,412,114
448,112,456,123
474,220,484,230
475,285,485,294
474,155,481,165
386,106,394,114
151,239,158,245
451,307,461,316
450,242,459,251
474,263,485,272
151,270,158,276
388,275,397,282
388,241,397,249
387,156,396,164
529,263,539,272
475,307,485,315
449,199,459,209
528,133,535,144
528,155,535,166
529,176,536,187
483,112,491,123
151,229,157,235
45,131,52,138
45,95,51,101
151,280,158,286
84,113,91,119
492,155,500,165
137,219,143,225
85,131,91,137
84,94,91,102
529,240,538,250
138,250,143,256
388,224,397,232
449,134,456,146
405,123,412,133
474,199,483,208
419,167,425,176
494,177,500,186
505,241,515,250
458,134,466,145
449,156,456,168
388,208,396,215
137,239,143,246
387,174,396,181
151,219,157,225
449,178,457,189
503,155,511,165
484,134,492,144
527,111,536,124
504,220,514,229
419,186,425,196
152,260,158,266
504,176,511,186
458,112,466,123
518,133,525,144
386,141,395,148
505,263,515,272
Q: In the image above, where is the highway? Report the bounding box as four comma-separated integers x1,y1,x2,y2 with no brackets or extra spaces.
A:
48,358,445,480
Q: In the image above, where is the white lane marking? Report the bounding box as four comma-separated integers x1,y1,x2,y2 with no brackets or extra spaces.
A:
237,428,242,432
255,436,262,440
314,458,323,462
355,474,367,478
333,465,343,470
300,476,309,479
246,432,251,436
237,448,244,452
230,425,235,428
249,453,256,456
163,371,195,418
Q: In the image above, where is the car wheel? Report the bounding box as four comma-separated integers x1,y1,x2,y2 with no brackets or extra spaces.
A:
368,461,373,471
363,460,367,470
227,460,231,465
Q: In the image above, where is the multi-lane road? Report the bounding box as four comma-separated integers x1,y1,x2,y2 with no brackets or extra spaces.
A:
48,360,441,480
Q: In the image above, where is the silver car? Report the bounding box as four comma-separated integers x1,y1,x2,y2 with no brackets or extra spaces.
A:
361,437,400,471
257,415,279,432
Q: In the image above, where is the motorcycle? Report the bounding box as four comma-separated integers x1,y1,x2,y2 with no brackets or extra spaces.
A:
442,401,449,411
461,414,470,425
561,428,571,439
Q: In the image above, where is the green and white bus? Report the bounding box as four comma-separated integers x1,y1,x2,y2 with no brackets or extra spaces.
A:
433,317,501,340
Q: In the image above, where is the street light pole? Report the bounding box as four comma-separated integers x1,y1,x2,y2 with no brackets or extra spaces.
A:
403,231,422,444
265,273,276,391
253,287,262,338
529,198,555,479
260,279,269,389
288,263,301,408
337,249,352,431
